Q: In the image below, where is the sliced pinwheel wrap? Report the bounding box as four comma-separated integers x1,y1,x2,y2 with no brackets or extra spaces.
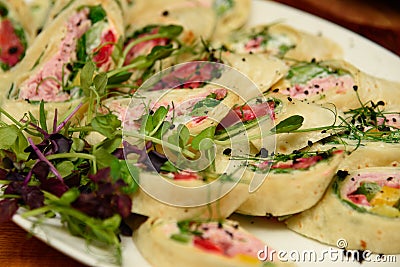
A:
211,0,251,37
1,0,124,128
133,218,295,267
220,51,289,90
312,140,400,171
216,23,342,61
236,149,344,216
124,0,250,42
240,94,341,154
272,59,400,111
130,173,250,220
124,0,216,44
286,167,400,254
0,0,35,73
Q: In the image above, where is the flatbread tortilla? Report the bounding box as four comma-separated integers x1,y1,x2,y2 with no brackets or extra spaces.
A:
286,167,400,254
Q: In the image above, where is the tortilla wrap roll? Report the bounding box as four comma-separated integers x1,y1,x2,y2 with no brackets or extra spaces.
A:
236,149,344,216
133,217,295,267
244,95,341,154
211,0,251,37
312,140,400,171
124,0,216,44
1,0,124,128
286,167,400,254
216,23,342,61
131,177,250,220
0,0,35,73
220,51,289,90
271,59,400,111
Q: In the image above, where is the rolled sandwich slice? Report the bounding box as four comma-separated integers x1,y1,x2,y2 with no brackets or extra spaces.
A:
133,218,295,267
1,0,124,127
123,0,217,44
221,94,341,154
220,51,289,90
211,0,251,37
0,0,35,73
286,167,400,254
124,0,250,42
235,149,344,216
271,59,400,111
215,23,342,61
130,170,250,220
312,140,400,171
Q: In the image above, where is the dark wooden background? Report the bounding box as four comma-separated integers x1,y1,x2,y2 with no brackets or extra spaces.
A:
1,1,399,266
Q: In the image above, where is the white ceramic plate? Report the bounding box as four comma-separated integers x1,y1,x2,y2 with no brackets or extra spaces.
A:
13,1,400,266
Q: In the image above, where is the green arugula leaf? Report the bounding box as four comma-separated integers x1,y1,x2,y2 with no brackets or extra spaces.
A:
107,71,132,85
170,233,191,243
191,126,216,150
91,114,121,138
160,160,179,173
139,114,154,135
146,44,175,63
153,121,171,140
177,124,190,147
12,129,29,161
93,147,119,169
158,25,183,37
56,161,74,178
271,115,304,134
58,188,80,205
80,61,95,96
93,72,108,96
190,98,220,116
101,213,121,229
152,106,168,130
110,160,138,194
0,125,19,149
98,136,122,153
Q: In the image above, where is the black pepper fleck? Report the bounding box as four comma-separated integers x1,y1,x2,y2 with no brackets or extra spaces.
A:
8,46,18,54
336,170,349,179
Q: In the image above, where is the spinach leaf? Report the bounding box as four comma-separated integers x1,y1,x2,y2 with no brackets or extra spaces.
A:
271,115,304,134
191,126,216,150
88,5,107,24
190,98,221,116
